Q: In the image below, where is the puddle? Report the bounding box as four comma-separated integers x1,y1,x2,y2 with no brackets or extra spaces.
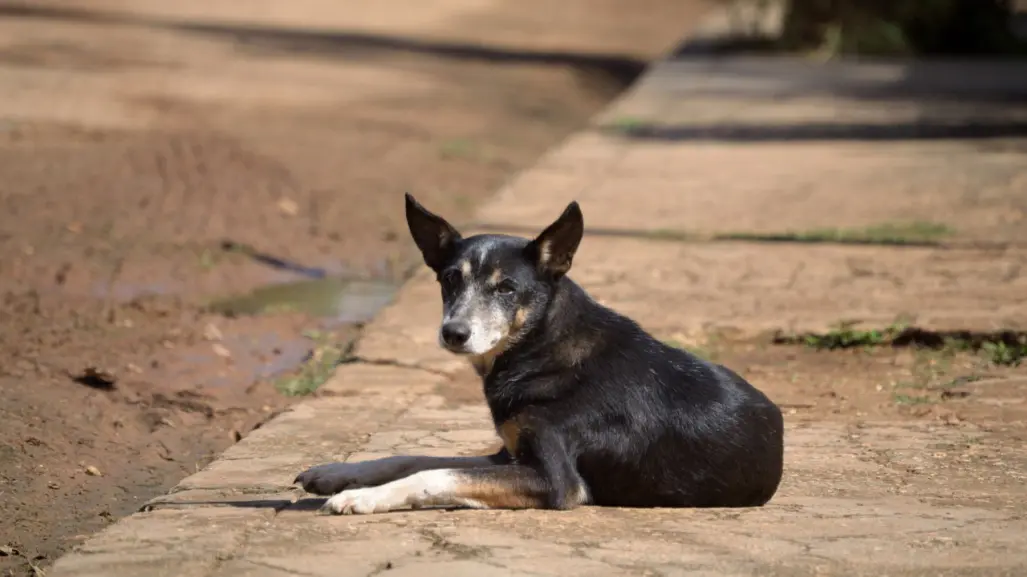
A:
208,276,399,324
157,276,400,393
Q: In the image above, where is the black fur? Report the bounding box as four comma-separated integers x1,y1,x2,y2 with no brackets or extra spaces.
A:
404,193,785,509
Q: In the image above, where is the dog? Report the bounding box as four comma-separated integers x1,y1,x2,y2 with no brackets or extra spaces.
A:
295,193,784,515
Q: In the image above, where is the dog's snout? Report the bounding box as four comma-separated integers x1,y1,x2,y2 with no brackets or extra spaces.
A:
441,322,471,347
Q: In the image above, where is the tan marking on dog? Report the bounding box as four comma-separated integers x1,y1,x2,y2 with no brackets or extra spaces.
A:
497,419,522,457
555,333,596,367
488,268,503,285
454,475,545,509
536,240,552,267
459,259,472,278
512,307,528,331
468,354,488,377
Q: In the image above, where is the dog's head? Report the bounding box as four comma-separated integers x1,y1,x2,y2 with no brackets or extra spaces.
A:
405,193,583,357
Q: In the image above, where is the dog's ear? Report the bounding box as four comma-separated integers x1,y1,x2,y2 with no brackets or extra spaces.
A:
526,201,583,278
405,193,461,271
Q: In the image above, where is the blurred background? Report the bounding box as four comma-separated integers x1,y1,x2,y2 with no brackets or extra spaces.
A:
1,1,1025,575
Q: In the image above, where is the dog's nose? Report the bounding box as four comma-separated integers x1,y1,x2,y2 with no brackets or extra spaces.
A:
441,322,471,347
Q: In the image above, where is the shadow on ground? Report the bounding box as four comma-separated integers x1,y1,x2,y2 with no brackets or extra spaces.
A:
144,497,328,513
602,120,1027,142
602,53,1027,142
0,3,647,88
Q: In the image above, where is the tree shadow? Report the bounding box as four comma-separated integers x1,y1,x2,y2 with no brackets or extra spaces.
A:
603,120,1027,143
0,3,646,89
607,53,1027,142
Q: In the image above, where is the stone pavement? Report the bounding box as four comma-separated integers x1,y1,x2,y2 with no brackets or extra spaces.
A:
49,9,1027,577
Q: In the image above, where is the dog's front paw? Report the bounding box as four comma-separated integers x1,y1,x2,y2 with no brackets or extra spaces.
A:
319,487,400,515
295,462,368,495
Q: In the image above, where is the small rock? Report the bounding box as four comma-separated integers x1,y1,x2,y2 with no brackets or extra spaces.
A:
126,363,143,374
212,343,231,358
203,323,223,342
85,465,102,477
277,197,299,216
71,367,117,390
48,481,60,490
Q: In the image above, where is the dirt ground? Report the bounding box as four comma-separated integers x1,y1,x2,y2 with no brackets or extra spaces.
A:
0,1,715,574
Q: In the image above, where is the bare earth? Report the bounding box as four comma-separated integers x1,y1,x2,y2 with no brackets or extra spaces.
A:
0,0,714,574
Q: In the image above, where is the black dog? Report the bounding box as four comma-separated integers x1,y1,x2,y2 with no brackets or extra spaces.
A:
296,194,784,514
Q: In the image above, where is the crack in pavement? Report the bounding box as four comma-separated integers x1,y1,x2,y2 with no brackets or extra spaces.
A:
341,355,456,378
470,222,1027,251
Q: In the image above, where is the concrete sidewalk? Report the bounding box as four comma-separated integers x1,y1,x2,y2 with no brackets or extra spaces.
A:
50,12,1027,577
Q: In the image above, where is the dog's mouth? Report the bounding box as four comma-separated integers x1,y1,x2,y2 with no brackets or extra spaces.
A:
441,341,471,355
438,333,505,356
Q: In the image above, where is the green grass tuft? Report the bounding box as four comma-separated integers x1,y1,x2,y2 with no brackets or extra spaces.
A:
719,221,954,246
799,321,909,350
275,331,352,397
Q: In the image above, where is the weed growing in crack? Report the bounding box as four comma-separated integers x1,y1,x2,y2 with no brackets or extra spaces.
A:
603,116,648,134
275,330,354,396
793,321,908,350
981,340,1027,367
892,393,933,406
718,221,954,246
778,323,1026,367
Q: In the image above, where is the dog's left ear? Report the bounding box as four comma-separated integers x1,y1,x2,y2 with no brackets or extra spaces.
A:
526,201,583,278
406,193,462,271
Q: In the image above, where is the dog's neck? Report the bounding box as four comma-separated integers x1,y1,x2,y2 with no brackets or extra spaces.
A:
468,343,505,378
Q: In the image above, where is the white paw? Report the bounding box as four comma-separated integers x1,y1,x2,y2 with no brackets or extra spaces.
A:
320,487,400,515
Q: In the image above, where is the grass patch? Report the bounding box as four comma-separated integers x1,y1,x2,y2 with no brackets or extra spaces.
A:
934,374,986,389
779,323,1026,367
886,348,985,406
274,330,353,397
981,340,1027,366
794,321,909,350
892,393,934,406
603,116,649,134
439,138,481,160
198,248,219,271
718,221,954,247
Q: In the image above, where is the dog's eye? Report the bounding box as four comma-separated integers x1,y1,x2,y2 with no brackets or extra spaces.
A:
440,270,461,291
495,280,517,295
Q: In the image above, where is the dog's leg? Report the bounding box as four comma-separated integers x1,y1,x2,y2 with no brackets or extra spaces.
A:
320,465,551,515
296,450,510,495
501,413,589,510
524,425,589,510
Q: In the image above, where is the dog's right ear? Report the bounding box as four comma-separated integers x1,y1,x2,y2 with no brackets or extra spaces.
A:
405,193,461,271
